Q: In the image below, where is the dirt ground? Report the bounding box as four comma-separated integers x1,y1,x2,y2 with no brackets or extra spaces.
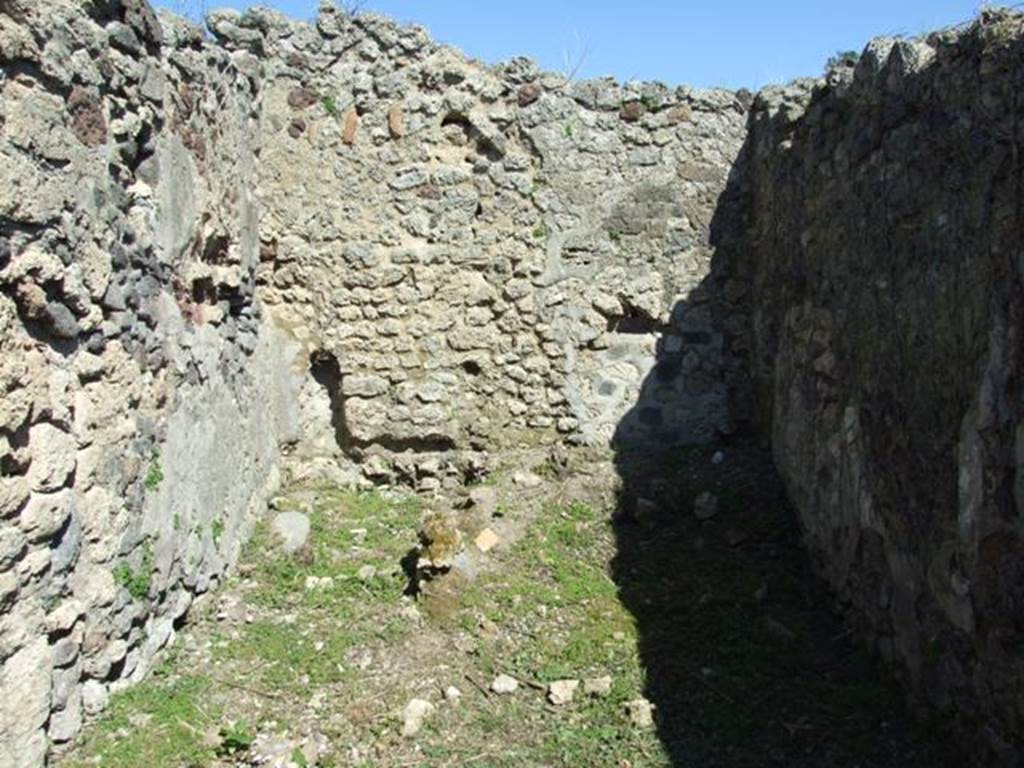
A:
59,444,962,767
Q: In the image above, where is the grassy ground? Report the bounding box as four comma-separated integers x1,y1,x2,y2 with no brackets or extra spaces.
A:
58,447,961,767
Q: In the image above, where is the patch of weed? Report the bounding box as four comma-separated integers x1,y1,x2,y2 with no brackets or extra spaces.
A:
63,675,218,768
218,719,255,756
144,452,164,491
211,518,225,545
113,541,153,601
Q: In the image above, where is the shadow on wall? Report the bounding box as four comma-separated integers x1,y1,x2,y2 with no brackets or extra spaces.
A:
607,148,962,766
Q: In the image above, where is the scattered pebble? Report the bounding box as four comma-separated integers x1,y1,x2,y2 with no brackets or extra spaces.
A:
512,471,543,488
400,698,434,737
693,491,719,520
490,674,520,694
304,575,334,591
216,593,247,624
399,603,423,625
625,698,656,728
468,486,499,517
583,676,613,697
547,679,580,706
635,497,658,521
251,733,303,765
712,451,725,465
759,615,798,641
271,511,311,555
474,527,500,553
444,686,462,702
357,564,377,581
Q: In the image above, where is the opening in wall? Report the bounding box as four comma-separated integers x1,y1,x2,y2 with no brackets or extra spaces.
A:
309,350,355,456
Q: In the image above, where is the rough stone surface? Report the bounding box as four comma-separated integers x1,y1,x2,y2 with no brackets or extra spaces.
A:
271,512,311,555
0,0,299,759
242,11,747,460
400,697,434,737
490,673,519,694
733,12,1024,762
547,678,579,706
3,1,1024,764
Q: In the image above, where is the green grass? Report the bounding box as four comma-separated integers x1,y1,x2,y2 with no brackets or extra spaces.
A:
211,518,225,545
113,541,153,601
62,457,959,768
217,718,255,756
144,453,163,491
62,673,220,768
209,487,423,696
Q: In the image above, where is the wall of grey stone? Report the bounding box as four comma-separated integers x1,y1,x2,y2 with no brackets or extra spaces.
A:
21,1,1024,763
736,11,1024,763
0,2,299,764
0,1,750,760
204,3,748,487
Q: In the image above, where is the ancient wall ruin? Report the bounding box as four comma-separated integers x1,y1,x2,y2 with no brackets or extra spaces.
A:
736,13,1024,762
0,2,301,763
229,3,749,481
4,0,1024,764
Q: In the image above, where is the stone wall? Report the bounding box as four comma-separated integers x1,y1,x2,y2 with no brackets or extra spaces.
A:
10,0,1024,764
0,1,750,759
737,11,1024,762
0,2,299,764
206,4,748,485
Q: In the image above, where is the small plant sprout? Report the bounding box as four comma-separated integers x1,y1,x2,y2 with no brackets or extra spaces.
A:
145,451,164,491
211,518,225,545
114,541,154,601
217,719,255,756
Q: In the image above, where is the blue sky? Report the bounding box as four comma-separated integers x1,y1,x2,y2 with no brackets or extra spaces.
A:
156,1,983,88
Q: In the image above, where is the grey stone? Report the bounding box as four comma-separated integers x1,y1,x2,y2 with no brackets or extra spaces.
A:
270,511,310,555
81,679,109,716
693,492,718,521
547,679,579,706
400,697,434,737
45,301,79,338
490,673,519,694
0,638,52,767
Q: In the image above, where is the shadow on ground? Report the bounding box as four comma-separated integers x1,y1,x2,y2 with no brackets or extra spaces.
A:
606,132,962,765
610,441,961,767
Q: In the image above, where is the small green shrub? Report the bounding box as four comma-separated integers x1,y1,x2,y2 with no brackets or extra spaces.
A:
144,453,164,491
211,518,225,545
532,222,547,239
533,456,559,478
564,123,573,138
826,50,860,71
114,542,154,601
218,719,255,756
322,95,338,117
